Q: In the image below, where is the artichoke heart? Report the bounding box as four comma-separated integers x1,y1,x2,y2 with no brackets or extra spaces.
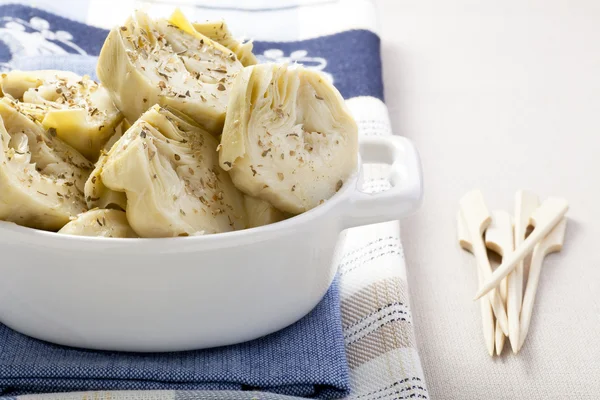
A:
244,195,286,228
219,64,358,214
97,10,243,136
0,98,93,231
0,70,123,161
59,209,138,238
100,105,247,238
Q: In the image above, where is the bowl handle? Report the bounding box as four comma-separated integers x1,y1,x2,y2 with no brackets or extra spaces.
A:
342,136,423,229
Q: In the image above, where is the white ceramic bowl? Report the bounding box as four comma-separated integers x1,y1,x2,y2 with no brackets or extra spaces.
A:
0,135,422,352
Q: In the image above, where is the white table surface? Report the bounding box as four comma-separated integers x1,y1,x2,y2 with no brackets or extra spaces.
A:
375,1,600,398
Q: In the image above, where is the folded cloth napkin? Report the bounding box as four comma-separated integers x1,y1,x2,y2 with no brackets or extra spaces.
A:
0,1,429,399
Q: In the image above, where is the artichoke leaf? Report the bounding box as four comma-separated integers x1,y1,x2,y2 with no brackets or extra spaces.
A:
244,195,286,228
190,19,257,67
59,209,138,238
84,120,129,211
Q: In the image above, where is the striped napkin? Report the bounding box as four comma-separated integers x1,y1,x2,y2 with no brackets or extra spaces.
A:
0,1,428,399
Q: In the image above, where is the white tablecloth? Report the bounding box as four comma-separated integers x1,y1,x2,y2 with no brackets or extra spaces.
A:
375,0,600,398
